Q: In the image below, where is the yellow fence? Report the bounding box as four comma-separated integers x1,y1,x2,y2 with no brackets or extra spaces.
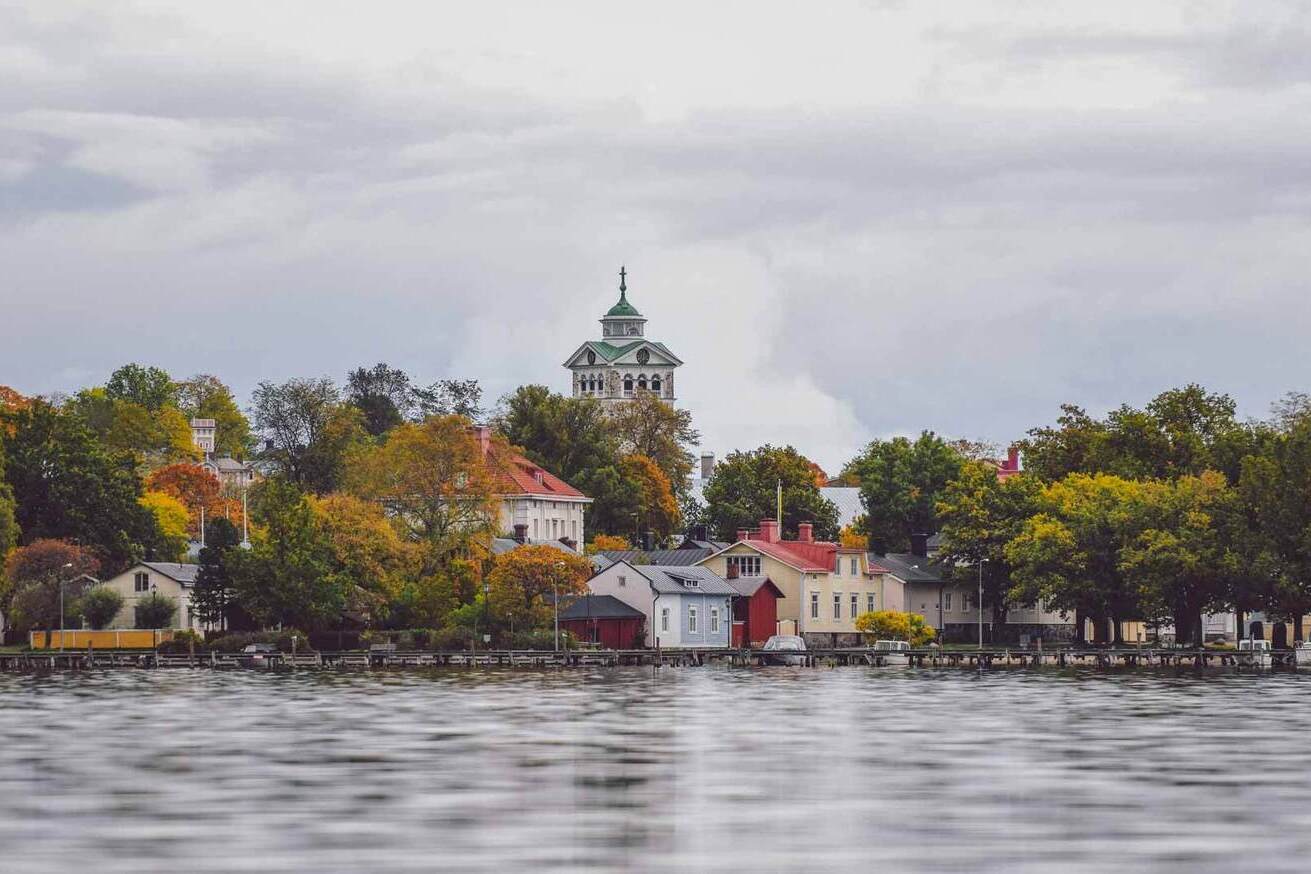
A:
29,630,177,650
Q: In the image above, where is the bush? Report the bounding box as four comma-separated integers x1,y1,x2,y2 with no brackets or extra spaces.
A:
157,629,205,653
134,591,179,629
207,629,312,653
509,630,568,650
428,626,474,651
79,586,125,630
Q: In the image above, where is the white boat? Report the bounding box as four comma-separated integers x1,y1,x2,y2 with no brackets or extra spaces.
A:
1238,638,1273,668
1296,641,1311,667
760,635,807,666
873,639,912,666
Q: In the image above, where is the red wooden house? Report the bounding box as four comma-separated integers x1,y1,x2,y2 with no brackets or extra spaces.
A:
725,568,785,648
558,595,646,650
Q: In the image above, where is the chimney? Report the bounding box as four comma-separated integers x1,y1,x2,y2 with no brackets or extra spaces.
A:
693,523,708,542
513,524,528,544
725,562,740,580
910,533,930,557
759,519,780,543
797,522,813,543
474,426,491,457
641,530,655,552
736,529,751,542
700,452,715,480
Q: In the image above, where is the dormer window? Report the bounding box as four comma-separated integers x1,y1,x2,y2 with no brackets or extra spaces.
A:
680,577,700,589
533,470,544,485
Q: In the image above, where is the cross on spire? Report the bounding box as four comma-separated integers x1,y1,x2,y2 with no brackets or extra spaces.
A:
619,265,627,293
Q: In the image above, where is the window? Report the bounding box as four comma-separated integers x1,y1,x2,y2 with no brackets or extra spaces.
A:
637,374,647,390
652,376,661,393
726,555,762,577
688,607,698,633
661,607,670,632
571,520,578,541
851,594,859,619
833,561,840,577
134,571,149,593
623,375,634,394
710,608,720,633
833,593,842,620
810,592,819,620
533,519,539,539
867,593,876,613
850,557,858,576
944,592,952,612
618,575,626,587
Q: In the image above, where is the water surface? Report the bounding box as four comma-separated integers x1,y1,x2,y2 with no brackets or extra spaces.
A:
2,666,1308,873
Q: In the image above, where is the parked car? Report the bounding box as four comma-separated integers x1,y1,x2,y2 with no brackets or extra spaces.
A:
240,643,278,667
761,634,807,666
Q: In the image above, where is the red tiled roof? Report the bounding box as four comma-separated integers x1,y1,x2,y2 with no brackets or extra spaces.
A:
741,537,837,572
486,446,588,499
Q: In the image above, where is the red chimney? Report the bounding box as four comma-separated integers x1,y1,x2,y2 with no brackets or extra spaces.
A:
797,522,813,543
759,519,780,543
736,529,751,542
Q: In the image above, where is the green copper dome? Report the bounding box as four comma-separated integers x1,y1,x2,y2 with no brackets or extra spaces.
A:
604,266,643,318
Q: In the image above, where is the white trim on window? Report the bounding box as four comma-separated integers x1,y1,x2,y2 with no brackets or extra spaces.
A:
688,606,698,634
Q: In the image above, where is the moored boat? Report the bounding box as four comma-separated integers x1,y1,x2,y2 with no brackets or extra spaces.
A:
873,639,912,666
1238,638,1273,668
1296,641,1311,667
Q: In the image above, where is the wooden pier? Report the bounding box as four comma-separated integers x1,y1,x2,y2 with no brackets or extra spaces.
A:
0,646,1298,673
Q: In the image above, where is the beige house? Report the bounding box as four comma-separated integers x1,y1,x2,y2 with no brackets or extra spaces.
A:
699,520,896,647
100,562,203,631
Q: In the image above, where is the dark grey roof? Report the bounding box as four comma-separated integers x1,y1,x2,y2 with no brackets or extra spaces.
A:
635,565,738,595
141,562,201,585
726,575,784,598
491,538,578,556
869,553,944,584
678,539,730,552
599,548,713,566
559,595,644,621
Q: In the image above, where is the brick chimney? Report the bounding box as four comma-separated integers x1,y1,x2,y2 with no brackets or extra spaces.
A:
736,528,751,542
797,522,813,543
725,562,739,580
473,425,491,457
759,519,780,543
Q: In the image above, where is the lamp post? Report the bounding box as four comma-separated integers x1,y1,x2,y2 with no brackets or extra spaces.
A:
482,579,491,649
553,560,565,652
57,562,73,652
977,558,987,651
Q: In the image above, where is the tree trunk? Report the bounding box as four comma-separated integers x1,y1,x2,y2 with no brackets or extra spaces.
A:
1235,607,1245,642
1111,614,1124,646
1296,614,1305,644
1075,609,1086,644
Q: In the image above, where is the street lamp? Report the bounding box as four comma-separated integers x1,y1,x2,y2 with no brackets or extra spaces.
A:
553,560,565,652
57,562,73,653
482,579,491,648
977,558,987,651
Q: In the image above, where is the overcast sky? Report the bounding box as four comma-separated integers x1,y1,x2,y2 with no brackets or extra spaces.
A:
2,1,1310,472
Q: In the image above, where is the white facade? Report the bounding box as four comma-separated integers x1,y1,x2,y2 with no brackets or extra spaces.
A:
100,563,203,631
588,562,735,648
499,496,589,551
562,269,684,408
190,418,216,454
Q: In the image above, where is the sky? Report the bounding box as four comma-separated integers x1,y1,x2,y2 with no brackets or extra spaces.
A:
2,0,1310,473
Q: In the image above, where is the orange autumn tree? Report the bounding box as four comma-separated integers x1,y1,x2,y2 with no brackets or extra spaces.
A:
485,544,592,629
146,463,236,535
346,415,500,573
586,533,631,554
621,454,681,541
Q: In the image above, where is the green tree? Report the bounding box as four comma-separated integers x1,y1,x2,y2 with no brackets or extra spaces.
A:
935,462,1043,627
0,438,18,558
191,517,241,629
176,374,251,458
2,401,159,572
1005,473,1152,643
105,363,176,411
227,481,344,629
702,445,839,542
346,362,413,437
252,378,367,493
414,378,483,420
134,591,178,629
842,432,963,553
79,586,125,630
495,385,617,485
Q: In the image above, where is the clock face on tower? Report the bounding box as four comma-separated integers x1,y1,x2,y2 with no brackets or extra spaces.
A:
586,350,596,365
636,348,650,365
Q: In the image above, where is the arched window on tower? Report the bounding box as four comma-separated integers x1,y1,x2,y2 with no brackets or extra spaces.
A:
651,375,662,394
637,374,647,391
623,375,634,395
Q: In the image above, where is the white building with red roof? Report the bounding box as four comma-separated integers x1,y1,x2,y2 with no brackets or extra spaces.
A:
473,427,592,553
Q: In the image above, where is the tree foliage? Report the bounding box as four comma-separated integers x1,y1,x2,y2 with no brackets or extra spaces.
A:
252,378,366,493
79,586,125,630
176,374,251,457
139,491,191,561
2,539,100,632
134,590,179,629
702,445,839,542
842,432,963,554
105,363,177,412
854,610,936,646
485,545,592,630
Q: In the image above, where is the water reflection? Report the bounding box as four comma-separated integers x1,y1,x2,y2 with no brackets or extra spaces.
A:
2,667,1309,872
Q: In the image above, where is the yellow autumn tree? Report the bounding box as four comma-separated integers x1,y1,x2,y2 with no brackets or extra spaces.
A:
586,533,631,554
485,545,592,629
140,491,191,561
854,610,936,646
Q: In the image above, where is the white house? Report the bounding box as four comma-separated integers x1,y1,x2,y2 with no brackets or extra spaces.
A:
588,561,735,648
100,562,203,631
474,427,592,552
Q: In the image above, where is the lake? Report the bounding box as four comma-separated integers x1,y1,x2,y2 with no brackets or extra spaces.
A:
3,666,1310,873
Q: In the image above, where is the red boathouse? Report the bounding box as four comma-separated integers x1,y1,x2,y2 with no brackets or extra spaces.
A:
725,567,784,648
558,595,646,649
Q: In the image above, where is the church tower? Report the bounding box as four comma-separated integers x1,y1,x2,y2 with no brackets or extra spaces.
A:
562,267,684,408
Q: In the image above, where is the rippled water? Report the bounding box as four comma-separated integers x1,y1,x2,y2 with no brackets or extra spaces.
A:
3,667,1311,873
